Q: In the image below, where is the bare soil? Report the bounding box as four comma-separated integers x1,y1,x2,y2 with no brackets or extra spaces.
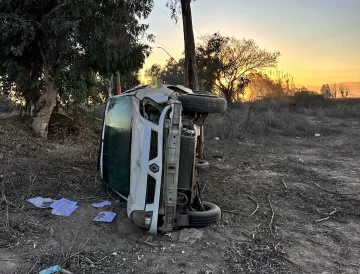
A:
1,115,360,274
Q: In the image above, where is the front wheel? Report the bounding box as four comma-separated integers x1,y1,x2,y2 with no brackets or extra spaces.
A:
196,159,210,172
188,201,221,228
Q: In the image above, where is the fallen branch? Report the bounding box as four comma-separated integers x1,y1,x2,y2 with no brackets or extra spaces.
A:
315,216,331,223
141,240,163,247
315,209,337,223
243,195,259,217
96,255,108,264
312,182,357,196
268,197,275,233
62,233,95,266
141,241,163,247
281,179,288,190
27,258,39,274
222,176,230,182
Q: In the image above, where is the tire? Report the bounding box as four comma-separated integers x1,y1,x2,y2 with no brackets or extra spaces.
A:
179,94,227,113
188,201,221,228
196,159,209,172
193,90,216,97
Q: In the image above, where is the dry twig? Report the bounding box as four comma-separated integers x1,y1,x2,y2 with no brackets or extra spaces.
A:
315,216,331,223
268,197,275,233
312,182,357,196
243,195,259,217
27,258,39,274
315,209,337,223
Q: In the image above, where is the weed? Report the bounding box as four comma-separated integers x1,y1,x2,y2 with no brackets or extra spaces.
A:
205,97,360,140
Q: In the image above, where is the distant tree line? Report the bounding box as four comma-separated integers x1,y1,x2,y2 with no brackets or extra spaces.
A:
321,83,350,99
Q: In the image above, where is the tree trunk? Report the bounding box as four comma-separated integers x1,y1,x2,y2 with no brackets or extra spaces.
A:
224,91,232,106
107,75,114,99
181,0,199,91
31,64,57,139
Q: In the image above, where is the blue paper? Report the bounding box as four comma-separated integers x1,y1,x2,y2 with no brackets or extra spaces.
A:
50,198,78,217
92,201,111,208
27,197,55,209
39,265,61,274
50,198,77,209
93,211,116,222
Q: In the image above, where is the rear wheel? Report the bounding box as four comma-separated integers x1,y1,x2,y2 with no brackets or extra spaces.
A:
179,94,227,113
188,201,221,228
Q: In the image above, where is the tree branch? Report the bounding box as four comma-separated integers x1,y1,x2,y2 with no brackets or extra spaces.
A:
42,2,67,22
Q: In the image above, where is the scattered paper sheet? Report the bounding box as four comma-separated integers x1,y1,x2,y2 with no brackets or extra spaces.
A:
92,201,111,208
179,228,203,244
39,265,61,274
27,197,55,209
93,211,116,223
50,198,78,217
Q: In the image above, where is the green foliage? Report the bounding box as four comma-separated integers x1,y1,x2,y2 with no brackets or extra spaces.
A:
146,32,280,101
145,59,185,85
196,32,229,91
0,0,154,107
196,33,280,103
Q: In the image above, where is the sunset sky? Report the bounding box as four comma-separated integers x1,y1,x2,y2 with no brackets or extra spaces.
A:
143,0,360,86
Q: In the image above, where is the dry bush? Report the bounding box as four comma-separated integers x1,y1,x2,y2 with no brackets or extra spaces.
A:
324,102,360,119
205,95,360,140
88,103,106,120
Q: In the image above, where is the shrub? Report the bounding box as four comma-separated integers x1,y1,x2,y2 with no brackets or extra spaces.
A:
292,90,329,109
0,95,15,113
204,95,360,141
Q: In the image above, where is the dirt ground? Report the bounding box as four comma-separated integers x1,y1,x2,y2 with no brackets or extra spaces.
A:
1,115,360,274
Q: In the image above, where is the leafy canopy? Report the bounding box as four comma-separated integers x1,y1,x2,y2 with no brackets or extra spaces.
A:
197,32,281,103
0,0,154,104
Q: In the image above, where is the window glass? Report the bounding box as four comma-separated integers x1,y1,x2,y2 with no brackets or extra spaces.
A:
102,96,133,197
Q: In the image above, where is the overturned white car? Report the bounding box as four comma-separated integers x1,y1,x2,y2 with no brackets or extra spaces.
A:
99,84,226,233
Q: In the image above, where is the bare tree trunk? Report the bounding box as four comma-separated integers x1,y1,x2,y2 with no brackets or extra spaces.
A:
107,75,114,99
224,91,232,106
181,0,199,91
31,63,56,139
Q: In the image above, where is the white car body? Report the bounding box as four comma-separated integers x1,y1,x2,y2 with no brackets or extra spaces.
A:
100,84,196,233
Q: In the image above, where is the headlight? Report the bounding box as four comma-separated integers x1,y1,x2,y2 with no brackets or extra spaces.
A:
131,211,153,229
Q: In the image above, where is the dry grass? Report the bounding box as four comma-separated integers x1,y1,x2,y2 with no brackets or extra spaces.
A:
205,96,360,141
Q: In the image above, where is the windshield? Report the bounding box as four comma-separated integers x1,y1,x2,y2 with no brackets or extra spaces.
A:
102,96,133,197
